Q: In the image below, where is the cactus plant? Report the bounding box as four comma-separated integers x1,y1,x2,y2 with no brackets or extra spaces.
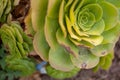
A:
26,0,120,79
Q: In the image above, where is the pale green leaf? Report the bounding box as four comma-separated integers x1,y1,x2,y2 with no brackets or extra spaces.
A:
99,1,119,30
46,65,80,79
33,31,49,61
31,0,48,31
91,43,113,57
71,47,99,69
49,46,74,71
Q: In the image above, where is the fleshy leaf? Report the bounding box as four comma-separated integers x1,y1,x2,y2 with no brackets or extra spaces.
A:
92,56,106,72
106,0,120,8
47,0,61,18
71,47,99,69
72,26,89,37
69,36,94,48
81,35,103,46
99,57,106,67
74,0,97,14
31,0,48,31
33,31,49,61
0,0,7,18
102,23,120,44
45,0,63,49
13,27,23,43
46,65,80,79
77,11,96,31
93,52,114,71
91,43,113,57
69,0,77,24
17,42,26,57
65,16,81,40
101,52,114,70
59,0,67,37
56,28,79,57
7,58,36,76
99,1,119,31
0,24,16,41
4,0,11,14
82,3,103,21
0,0,17,22
49,46,74,71
85,19,105,35
45,17,59,48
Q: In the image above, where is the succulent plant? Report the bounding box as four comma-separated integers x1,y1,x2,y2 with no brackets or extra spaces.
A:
0,22,35,76
0,45,22,80
26,0,120,79
0,0,20,22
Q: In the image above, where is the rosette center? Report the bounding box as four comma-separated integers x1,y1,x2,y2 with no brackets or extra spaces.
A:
77,9,95,31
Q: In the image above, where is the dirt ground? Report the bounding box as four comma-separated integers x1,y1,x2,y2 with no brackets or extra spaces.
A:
11,0,120,80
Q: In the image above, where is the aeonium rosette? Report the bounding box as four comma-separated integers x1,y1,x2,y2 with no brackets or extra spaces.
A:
26,0,120,79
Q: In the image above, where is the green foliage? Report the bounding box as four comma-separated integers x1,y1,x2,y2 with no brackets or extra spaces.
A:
6,58,36,76
0,22,36,77
0,45,21,80
0,22,33,57
27,0,120,79
106,0,120,8
0,0,20,23
93,52,114,72
46,65,80,79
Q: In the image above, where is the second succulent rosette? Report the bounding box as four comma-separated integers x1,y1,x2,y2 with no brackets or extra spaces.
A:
27,0,120,79
0,22,35,76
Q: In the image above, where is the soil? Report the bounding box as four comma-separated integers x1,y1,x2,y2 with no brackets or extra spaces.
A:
10,0,120,80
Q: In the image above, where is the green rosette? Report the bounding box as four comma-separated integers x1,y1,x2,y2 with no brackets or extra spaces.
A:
27,0,120,79
0,22,35,76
